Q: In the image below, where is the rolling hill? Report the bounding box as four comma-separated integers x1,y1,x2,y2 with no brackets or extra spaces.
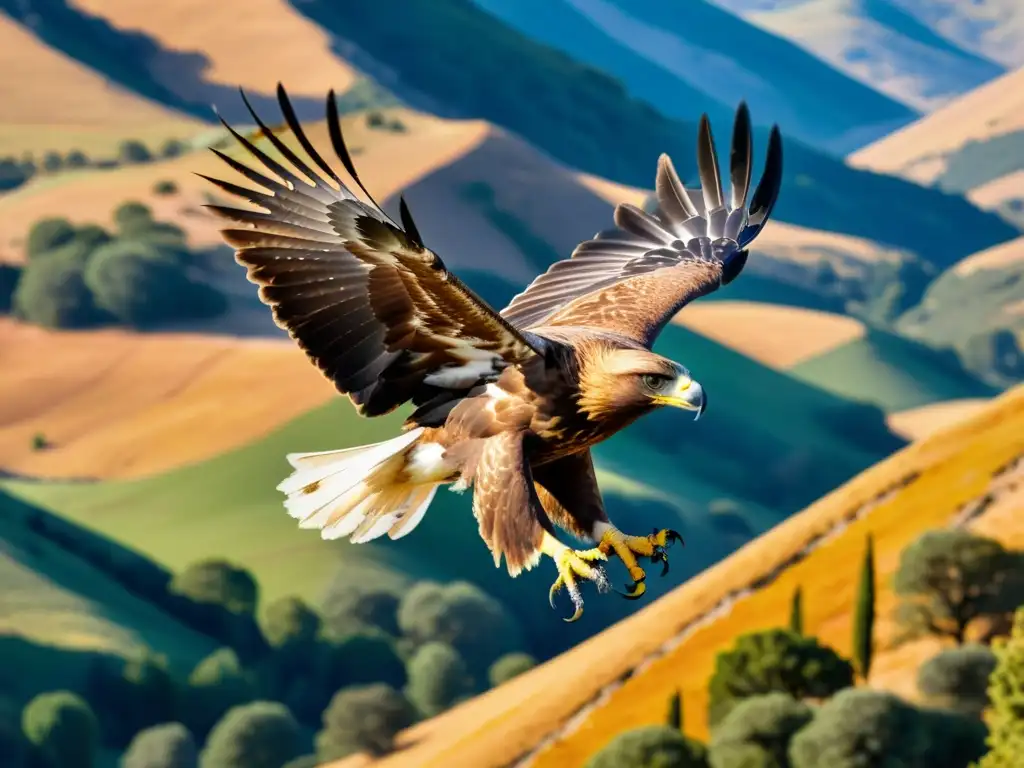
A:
848,65,1024,186
0,12,200,155
711,0,1006,112
469,0,916,152
321,383,1024,768
0,0,1015,267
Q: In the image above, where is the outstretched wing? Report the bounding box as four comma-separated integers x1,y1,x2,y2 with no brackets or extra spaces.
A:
203,85,541,417
501,104,783,347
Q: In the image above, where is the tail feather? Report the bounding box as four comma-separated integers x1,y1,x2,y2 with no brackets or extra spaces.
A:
278,428,440,543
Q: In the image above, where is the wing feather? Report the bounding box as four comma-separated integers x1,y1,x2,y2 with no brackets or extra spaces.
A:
501,103,783,346
204,85,542,417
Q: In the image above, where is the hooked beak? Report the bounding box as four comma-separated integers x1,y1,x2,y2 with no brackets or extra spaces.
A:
654,378,707,421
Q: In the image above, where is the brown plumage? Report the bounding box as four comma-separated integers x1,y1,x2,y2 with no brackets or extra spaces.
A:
204,85,783,620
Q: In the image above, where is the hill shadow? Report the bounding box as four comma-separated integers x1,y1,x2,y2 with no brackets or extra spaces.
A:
0,0,324,122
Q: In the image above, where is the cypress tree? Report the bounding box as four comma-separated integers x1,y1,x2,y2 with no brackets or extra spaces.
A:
790,586,804,636
853,534,876,680
666,689,683,732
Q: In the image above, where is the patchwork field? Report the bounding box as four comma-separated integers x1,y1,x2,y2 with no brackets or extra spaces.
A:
321,384,1024,768
886,398,992,442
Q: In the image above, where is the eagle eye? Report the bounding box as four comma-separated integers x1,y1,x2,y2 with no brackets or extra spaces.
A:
641,373,672,392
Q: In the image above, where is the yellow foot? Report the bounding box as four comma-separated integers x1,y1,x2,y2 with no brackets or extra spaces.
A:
596,526,684,599
541,534,610,623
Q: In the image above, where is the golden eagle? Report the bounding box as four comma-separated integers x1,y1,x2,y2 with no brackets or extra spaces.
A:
203,85,782,621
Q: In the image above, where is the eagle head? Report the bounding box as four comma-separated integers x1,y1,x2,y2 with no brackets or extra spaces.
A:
576,346,706,423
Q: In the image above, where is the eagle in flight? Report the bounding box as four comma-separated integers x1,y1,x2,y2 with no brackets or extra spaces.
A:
204,85,782,621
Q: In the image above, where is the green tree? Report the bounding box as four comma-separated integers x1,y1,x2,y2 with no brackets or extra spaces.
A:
853,533,876,680
789,688,985,768
917,644,997,719
397,581,524,673
113,201,154,234
487,652,537,688
119,140,153,165
170,560,258,616
586,725,708,768
86,649,177,746
24,217,76,258
121,722,197,768
667,690,684,732
21,691,99,768
65,150,89,169
160,139,188,159
976,606,1024,766
42,151,63,173
707,629,854,726
404,642,474,718
321,584,402,638
261,596,320,649
708,693,812,768
13,234,106,328
789,587,803,636
154,179,179,195
199,701,300,768
894,530,1021,645
181,648,256,741
315,683,416,761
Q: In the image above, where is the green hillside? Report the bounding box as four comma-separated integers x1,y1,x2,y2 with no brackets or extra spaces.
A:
789,328,999,412
0,490,214,707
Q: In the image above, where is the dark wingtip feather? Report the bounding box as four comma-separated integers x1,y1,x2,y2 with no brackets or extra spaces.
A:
398,195,424,247
655,153,699,222
729,102,753,211
748,124,783,228
696,113,724,213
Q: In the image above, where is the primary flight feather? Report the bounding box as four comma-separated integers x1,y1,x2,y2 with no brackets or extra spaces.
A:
204,85,783,621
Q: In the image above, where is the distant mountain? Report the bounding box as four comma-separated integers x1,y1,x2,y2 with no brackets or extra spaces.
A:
886,0,1024,69
709,0,1006,112
469,0,916,153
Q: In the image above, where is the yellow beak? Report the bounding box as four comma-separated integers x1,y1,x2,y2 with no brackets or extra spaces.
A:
653,378,707,421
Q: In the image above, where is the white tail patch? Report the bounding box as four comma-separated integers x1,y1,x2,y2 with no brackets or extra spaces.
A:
278,428,441,544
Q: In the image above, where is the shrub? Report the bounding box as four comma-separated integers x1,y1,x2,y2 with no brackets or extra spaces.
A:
894,530,1021,645
119,140,153,164
261,597,320,650
160,139,188,159
708,693,812,768
366,111,386,128
182,649,256,741
977,606,1024,766
21,690,99,768
113,201,154,234
120,722,197,768
788,687,984,768
24,217,76,258
42,151,63,173
153,179,179,195
313,630,407,705
585,725,708,768
397,581,524,673
12,242,106,328
65,150,89,169
315,683,416,761
917,644,997,718
199,701,301,768
488,652,537,687
667,690,683,731
85,650,177,747
707,629,854,726
405,642,473,717
788,587,803,636
169,560,258,616
321,584,401,638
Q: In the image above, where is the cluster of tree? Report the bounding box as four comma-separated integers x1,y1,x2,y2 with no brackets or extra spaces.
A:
2,203,226,329
0,139,188,194
2,545,537,766
588,527,1024,767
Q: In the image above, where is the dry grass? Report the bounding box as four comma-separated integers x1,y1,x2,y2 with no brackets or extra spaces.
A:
0,319,337,479
70,0,357,107
675,301,867,369
953,235,1024,275
849,67,1024,183
969,169,1024,209
886,398,991,442
0,16,199,155
326,384,1024,768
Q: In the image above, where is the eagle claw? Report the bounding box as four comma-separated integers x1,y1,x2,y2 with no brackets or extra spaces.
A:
548,547,609,622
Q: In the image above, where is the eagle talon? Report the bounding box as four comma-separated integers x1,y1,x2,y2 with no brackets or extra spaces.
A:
651,549,670,576
615,580,647,600
546,543,609,622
